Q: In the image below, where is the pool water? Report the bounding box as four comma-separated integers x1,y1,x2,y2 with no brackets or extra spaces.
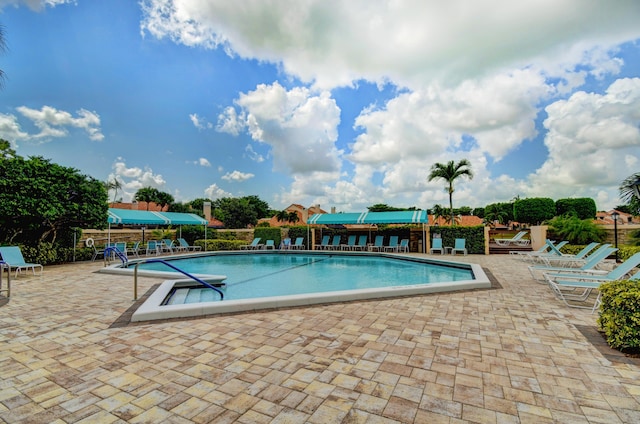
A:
135,252,475,303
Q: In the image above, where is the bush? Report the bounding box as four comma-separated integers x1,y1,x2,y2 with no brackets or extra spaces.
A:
196,239,246,251
514,197,555,225
254,227,282,247
546,215,605,245
597,279,640,351
555,198,597,219
430,226,485,254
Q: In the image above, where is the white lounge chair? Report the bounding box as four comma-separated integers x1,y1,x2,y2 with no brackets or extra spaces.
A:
494,231,529,246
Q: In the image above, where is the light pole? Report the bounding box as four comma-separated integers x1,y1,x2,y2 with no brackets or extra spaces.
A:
611,211,619,263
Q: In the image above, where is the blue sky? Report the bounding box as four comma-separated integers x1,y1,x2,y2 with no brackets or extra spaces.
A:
1,0,639,213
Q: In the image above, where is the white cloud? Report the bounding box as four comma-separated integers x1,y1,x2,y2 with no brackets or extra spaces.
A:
189,113,212,130
0,0,75,12
109,158,167,202
204,183,231,200
215,106,244,135
140,0,640,89
219,81,342,175
194,157,211,167
221,170,254,182
15,105,104,141
0,113,29,147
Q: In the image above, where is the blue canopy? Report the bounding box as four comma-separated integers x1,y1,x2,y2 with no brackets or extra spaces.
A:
107,209,207,226
307,210,428,225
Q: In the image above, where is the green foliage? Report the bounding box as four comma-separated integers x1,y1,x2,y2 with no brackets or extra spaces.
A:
547,215,605,244
180,225,207,244
287,226,309,247
428,159,474,225
555,198,597,219
150,228,174,240
628,229,640,247
196,239,246,251
484,202,513,224
513,197,555,225
430,226,485,254
368,204,407,212
617,246,640,262
256,221,271,227
211,196,272,228
597,279,640,350
254,227,282,247
0,151,108,246
243,195,271,219
472,207,485,218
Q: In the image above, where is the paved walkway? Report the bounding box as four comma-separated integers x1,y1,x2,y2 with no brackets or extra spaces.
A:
1,254,639,423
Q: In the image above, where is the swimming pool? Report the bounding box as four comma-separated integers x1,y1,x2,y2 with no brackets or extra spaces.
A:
104,251,491,321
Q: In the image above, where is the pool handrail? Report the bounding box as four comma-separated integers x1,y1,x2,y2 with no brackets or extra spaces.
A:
133,258,224,301
0,261,10,298
103,246,128,266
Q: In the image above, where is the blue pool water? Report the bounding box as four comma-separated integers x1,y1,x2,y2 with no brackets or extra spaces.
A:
134,252,475,303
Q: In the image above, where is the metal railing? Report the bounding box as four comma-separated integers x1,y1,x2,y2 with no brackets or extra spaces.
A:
132,258,224,301
103,246,128,266
0,261,10,298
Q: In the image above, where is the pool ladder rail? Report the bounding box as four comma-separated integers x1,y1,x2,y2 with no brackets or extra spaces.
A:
132,258,224,301
0,261,10,298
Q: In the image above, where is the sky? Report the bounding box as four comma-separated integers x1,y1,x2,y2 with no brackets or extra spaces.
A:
1,0,640,214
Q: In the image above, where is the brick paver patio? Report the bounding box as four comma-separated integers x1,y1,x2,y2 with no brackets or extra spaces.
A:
1,254,639,423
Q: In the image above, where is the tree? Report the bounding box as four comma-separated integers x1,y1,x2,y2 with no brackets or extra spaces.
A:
287,211,300,224
134,187,160,210
243,195,271,219
155,191,174,210
0,147,108,245
555,198,596,220
619,172,640,215
513,197,555,225
213,197,259,228
547,215,605,244
275,210,290,223
368,204,406,212
105,177,123,203
428,159,474,225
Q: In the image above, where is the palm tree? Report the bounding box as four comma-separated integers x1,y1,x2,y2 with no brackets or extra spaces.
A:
620,172,640,215
428,159,474,226
109,178,122,203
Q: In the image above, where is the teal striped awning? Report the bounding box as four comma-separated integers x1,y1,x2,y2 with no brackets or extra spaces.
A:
107,209,207,226
307,210,427,225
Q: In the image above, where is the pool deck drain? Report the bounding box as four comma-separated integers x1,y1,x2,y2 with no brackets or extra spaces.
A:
1,254,639,423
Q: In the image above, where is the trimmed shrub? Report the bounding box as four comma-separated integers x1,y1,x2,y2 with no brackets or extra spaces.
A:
430,226,485,254
555,198,597,219
597,279,640,351
513,197,555,225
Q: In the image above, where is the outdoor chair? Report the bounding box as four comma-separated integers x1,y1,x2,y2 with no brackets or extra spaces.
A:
0,246,43,277
315,235,330,250
177,238,201,251
241,238,263,250
430,238,444,254
451,238,467,255
341,235,357,251
384,236,399,252
368,236,385,252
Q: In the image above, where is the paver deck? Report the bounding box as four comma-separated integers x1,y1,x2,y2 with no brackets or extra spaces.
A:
1,253,639,423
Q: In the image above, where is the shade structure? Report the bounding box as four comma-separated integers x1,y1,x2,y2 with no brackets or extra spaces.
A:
107,209,207,226
307,210,428,225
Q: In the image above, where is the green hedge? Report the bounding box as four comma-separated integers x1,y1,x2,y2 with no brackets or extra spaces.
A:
196,239,247,251
597,279,640,351
254,227,282,247
430,226,485,254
